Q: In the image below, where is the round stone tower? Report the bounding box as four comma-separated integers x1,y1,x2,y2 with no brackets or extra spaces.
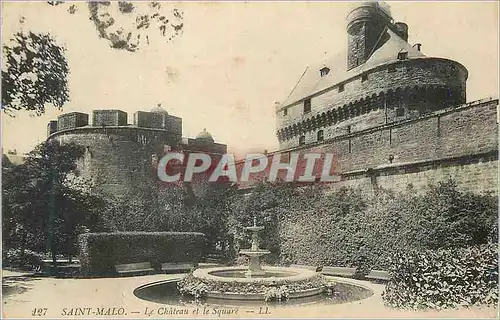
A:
346,1,393,70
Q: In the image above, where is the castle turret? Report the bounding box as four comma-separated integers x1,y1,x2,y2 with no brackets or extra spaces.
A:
346,1,393,70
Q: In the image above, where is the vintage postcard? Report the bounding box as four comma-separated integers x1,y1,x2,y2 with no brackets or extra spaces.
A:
1,1,499,319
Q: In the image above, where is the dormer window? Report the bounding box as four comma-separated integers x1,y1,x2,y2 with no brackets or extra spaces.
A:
303,98,311,113
320,67,330,77
397,50,408,60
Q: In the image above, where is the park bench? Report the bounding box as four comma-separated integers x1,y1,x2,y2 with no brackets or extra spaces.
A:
366,270,390,282
115,262,155,276
161,262,195,273
321,266,356,277
198,263,221,269
290,264,322,272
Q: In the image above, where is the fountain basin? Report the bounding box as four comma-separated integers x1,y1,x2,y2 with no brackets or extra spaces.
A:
245,226,265,232
204,286,324,300
238,250,271,257
193,266,317,283
178,266,328,301
135,276,374,307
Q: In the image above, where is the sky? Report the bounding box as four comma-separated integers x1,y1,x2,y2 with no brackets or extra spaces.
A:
1,1,498,156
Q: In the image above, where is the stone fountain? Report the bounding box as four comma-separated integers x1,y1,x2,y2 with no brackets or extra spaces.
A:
239,217,271,277
173,218,328,301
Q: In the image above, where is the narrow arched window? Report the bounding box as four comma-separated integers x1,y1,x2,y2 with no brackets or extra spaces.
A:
299,135,306,146
317,130,324,142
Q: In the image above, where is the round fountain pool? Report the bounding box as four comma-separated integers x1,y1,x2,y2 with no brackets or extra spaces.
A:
134,276,374,307
134,221,374,307
208,269,298,278
186,266,324,300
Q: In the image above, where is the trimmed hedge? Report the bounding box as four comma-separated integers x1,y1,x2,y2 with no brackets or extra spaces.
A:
382,244,499,309
77,232,205,277
236,180,497,273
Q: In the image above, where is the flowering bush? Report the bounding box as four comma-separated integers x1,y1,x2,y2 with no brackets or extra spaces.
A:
382,244,498,309
263,286,289,302
177,273,329,300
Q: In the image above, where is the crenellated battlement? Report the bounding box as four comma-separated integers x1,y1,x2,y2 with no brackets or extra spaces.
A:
47,106,227,200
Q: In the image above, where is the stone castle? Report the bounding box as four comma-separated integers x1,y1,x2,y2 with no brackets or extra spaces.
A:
237,1,498,194
47,105,226,199
48,1,498,198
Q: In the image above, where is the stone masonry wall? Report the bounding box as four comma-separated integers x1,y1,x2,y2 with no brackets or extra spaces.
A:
239,99,498,194
52,127,182,198
331,159,498,196
288,99,498,174
276,58,467,145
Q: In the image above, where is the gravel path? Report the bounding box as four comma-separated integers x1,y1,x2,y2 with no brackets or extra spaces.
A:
2,271,497,319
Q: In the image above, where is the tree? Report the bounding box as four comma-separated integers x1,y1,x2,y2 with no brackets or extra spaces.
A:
2,31,69,116
88,1,184,52
46,1,184,52
2,1,184,116
2,140,108,271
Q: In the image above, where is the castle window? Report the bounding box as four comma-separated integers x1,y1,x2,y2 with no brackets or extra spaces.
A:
361,74,368,83
396,107,405,117
320,67,330,77
283,108,288,116
299,135,306,146
303,99,311,114
338,84,345,92
317,130,324,142
397,51,408,60
347,125,351,134
388,65,396,73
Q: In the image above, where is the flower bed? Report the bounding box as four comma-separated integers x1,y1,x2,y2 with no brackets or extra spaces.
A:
177,272,330,302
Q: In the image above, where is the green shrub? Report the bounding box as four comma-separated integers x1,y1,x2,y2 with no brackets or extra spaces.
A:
382,244,499,309
3,248,44,271
77,232,205,277
247,180,497,273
